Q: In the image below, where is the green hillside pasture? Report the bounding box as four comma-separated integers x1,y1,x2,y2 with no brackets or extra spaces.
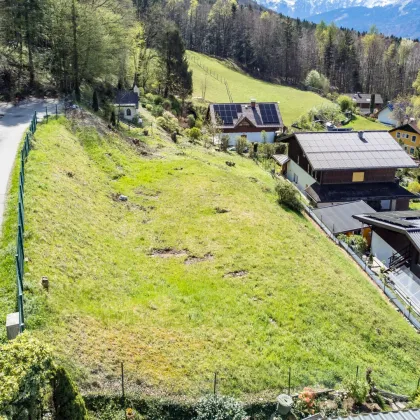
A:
187,51,388,131
3,117,419,399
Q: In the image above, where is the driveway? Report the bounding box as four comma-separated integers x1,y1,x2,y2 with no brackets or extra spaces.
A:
0,98,60,231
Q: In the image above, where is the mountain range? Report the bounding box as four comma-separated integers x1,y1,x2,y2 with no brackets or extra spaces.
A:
254,0,420,39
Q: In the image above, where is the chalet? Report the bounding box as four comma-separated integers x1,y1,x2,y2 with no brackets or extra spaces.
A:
114,85,140,121
353,211,420,315
345,93,383,115
377,103,398,126
207,100,283,144
389,122,420,156
283,131,417,211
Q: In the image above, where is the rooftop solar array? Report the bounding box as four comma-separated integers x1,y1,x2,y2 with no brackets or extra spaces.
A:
295,131,417,170
210,102,282,128
259,104,280,124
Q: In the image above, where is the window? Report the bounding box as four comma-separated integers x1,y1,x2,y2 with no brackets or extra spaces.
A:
126,108,131,116
410,147,415,155
412,135,417,142
404,133,410,139
352,172,364,182
397,132,401,138
405,146,408,151
293,173,298,184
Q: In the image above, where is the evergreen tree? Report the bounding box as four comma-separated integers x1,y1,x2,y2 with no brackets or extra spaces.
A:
110,109,116,126
92,90,99,112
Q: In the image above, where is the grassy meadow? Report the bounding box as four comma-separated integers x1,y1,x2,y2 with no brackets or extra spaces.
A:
0,114,419,399
187,51,388,131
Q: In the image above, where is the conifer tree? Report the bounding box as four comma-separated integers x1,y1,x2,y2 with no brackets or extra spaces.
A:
92,90,99,112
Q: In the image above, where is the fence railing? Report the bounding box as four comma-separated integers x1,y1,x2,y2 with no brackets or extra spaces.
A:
15,112,38,333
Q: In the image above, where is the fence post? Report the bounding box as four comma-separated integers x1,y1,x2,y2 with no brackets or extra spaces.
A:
288,367,291,395
356,365,359,381
213,371,217,396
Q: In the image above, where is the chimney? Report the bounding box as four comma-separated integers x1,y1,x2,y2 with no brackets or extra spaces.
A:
358,131,365,141
250,98,256,108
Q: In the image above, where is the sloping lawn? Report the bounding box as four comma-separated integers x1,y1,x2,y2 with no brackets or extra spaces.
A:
2,116,419,399
187,51,388,131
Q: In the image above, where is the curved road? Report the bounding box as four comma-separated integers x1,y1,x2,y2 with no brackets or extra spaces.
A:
0,98,60,230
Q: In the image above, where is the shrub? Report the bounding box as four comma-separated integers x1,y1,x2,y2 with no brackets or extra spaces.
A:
337,95,354,112
145,93,154,103
195,395,246,420
408,181,420,194
338,234,368,254
259,142,275,160
53,367,86,420
152,105,164,117
145,104,153,112
235,136,249,155
188,127,201,142
162,99,172,110
293,387,318,417
275,181,304,212
156,111,179,133
305,69,330,93
187,114,196,128
220,135,230,152
153,95,163,105
344,378,369,405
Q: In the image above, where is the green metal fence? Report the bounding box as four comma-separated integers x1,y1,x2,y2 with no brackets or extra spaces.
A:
15,111,38,333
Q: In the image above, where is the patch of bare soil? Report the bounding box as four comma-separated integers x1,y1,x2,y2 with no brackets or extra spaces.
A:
215,207,229,214
151,248,189,258
184,253,213,265
224,270,248,278
135,188,161,198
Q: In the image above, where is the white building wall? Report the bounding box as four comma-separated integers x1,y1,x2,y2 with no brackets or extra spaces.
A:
227,131,276,145
378,108,397,127
115,105,138,121
286,159,317,193
371,231,397,267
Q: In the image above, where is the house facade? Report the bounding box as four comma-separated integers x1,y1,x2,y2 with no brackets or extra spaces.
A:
283,131,417,211
207,100,283,144
389,122,420,156
345,93,383,115
377,103,397,126
114,86,140,121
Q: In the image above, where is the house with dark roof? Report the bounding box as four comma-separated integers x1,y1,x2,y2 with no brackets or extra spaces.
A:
283,130,417,211
114,85,140,121
345,93,383,115
377,103,398,127
353,211,420,315
389,122,420,157
207,99,283,144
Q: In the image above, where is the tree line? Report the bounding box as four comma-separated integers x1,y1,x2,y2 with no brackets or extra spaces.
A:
150,0,420,100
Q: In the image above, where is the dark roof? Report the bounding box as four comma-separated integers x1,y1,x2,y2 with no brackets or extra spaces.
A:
389,122,420,135
353,211,420,253
306,182,416,204
115,90,139,106
330,409,420,420
345,93,384,105
313,200,376,234
289,131,416,171
208,102,283,129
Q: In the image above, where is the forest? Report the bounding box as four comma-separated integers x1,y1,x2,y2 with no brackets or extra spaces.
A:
1,0,420,105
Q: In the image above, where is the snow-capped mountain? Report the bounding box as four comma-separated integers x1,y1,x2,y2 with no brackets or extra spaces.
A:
255,0,420,38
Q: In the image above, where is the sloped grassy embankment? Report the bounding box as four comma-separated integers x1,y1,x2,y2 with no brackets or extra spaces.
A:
1,114,419,401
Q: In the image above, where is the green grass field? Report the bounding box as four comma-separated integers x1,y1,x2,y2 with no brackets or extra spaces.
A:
1,115,419,400
187,51,388,131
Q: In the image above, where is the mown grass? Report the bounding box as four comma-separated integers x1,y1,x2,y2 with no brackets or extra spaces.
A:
2,116,419,400
187,51,388,131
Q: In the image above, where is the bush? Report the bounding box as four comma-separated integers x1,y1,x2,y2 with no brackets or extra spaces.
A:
344,378,369,405
275,181,304,212
156,111,179,133
235,136,249,155
305,70,330,93
53,367,87,420
220,135,230,152
195,395,246,420
152,105,164,117
153,95,163,105
338,234,368,254
145,93,154,103
162,99,172,110
408,181,420,194
145,104,153,112
259,142,275,160
187,114,196,128
188,127,201,142
337,95,354,112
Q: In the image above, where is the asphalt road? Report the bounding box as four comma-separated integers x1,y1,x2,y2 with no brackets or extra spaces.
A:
0,98,60,231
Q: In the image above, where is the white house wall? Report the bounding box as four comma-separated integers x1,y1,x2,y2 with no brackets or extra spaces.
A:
371,231,397,267
115,105,138,121
286,159,316,193
227,131,275,145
